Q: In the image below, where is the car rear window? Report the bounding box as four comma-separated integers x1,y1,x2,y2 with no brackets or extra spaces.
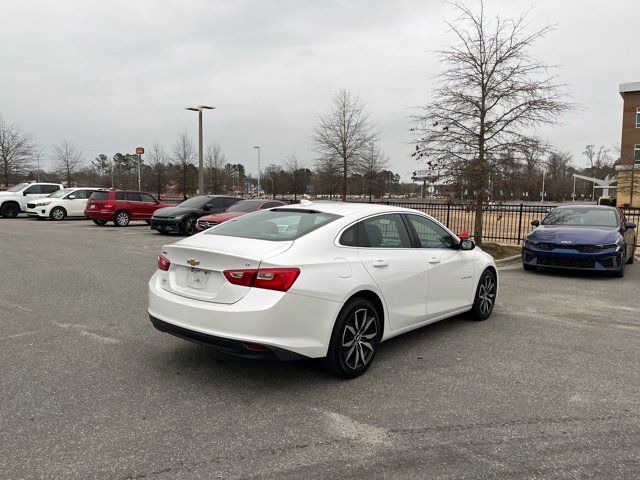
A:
205,209,340,241
90,191,109,200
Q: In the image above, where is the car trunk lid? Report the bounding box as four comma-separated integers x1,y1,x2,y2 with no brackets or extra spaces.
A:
161,235,293,304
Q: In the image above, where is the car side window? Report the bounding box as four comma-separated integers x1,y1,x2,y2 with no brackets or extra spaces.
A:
24,185,41,194
260,202,281,209
223,198,238,208
408,215,456,249
70,190,88,199
42,185,60,194
116,192,126,201
125,192,142,202
207,198,223,210
343,214,412,248
140,193,156,203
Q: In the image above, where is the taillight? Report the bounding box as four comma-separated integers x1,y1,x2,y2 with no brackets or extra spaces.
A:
223,268,300,292
157,253,170,271
105,203,115,210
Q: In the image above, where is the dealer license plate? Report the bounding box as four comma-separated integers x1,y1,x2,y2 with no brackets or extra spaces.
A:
187,268,208,290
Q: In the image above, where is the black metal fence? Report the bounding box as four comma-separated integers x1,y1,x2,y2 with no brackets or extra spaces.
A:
370,201,640,245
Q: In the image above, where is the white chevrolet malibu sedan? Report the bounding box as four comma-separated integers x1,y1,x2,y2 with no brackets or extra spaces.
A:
148,201,498,378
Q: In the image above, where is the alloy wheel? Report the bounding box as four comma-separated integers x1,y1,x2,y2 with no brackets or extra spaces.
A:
341,308,378,370
183,217,196,235
477,274,496,316
51,208,65,220
115,212,130,226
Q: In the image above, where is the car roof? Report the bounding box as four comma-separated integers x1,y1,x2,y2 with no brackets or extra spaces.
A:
272,201,419,217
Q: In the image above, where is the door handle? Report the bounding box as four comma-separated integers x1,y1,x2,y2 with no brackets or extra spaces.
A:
372,260,388,268
428,257,441,264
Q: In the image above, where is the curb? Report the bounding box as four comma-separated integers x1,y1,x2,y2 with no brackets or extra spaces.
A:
495,254,521,265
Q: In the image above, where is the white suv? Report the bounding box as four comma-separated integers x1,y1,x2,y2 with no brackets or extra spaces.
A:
0,183,63,218
26,187,101,220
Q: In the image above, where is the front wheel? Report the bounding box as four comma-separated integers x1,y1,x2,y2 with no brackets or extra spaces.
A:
1,203,20,218
114,211,130,227
471,269,497,321
92,219,108,226
325,298,381,379
182,217,197,235
50,206,66,221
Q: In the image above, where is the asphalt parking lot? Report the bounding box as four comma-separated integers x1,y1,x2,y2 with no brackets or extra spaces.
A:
1,218,639,479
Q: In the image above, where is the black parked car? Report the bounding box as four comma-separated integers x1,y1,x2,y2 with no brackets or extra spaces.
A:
150,195,241,235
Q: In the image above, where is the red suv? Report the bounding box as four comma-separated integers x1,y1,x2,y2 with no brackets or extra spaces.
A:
85,190,172,227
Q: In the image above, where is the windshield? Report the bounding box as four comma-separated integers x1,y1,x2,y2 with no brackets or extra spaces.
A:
542,208,619,228
7,183,29,192
227,200,262,213
206,209,340,241
49,188,74,198
177,196,209,209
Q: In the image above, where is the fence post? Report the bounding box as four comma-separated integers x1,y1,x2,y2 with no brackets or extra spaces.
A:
516,203,524,244
446,203,451,228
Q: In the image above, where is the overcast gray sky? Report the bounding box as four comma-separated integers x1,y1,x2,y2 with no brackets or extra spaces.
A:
0,0,637,179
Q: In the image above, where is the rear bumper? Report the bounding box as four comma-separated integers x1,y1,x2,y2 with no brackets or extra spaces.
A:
147,272,340,359
522,246,624,271
84,209,115,220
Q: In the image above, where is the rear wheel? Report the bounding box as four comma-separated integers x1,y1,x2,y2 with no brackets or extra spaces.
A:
92,219,108,226
325,298,380,379
50,206,66,221
1,202,20,218
471,269,497,321
114,210,130,227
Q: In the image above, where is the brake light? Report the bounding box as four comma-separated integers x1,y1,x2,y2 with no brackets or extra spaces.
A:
157,253,171,271
223,268,300,292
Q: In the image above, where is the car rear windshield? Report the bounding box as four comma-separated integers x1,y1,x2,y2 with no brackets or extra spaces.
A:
205,209,340,241
542,208,619,227
89,191,109,201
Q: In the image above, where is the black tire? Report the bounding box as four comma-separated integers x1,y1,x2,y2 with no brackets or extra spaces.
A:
324,298,381,379
471,269,497,321
182,216,197,235
523,263,537,271
50,206,67,221
1,202,20,218
113,210,130,227
92,219,108,226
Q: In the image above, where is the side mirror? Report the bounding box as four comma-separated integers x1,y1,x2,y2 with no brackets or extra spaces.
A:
624,221,637,229
203,205,211,212
460,239,475,251
68,194,76,199
531,219,540,227
23,191,29,196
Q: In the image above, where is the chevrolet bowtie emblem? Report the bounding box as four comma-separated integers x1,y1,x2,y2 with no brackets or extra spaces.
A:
186,258,200,267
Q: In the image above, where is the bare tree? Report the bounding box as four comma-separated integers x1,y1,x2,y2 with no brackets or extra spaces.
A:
313,89,378,201
411,2,574,243
0,116,36,186
285,153,305,201
359,141,388,201
315,154,342,199
172,133,196,198
583,145,610,172
205,143,226,194
147,143,168,198
54,139,83,186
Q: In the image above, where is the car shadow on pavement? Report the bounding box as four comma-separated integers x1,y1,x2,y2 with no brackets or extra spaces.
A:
522,268,625,281
154,313,474,385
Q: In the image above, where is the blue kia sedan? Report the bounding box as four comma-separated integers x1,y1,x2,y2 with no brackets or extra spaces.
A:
522,205,637,277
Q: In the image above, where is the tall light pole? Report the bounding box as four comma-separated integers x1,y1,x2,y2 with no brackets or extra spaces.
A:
186,105,215,194
253,146,261,197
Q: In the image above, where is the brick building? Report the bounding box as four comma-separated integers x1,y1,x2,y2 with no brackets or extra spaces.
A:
617,82,640,207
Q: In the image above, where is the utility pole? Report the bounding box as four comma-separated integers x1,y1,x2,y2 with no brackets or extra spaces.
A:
253,146,261,197
186,105,215,195
541,168,546,203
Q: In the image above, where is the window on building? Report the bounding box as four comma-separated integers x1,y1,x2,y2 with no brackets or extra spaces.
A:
637,107,640,128
635,144,640,163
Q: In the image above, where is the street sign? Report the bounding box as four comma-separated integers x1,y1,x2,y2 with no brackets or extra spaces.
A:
427,186,435,194
135,147,144,155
